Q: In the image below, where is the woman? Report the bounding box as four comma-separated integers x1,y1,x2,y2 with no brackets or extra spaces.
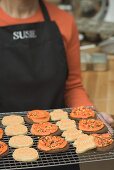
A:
0,0,94,112
0,1,114,169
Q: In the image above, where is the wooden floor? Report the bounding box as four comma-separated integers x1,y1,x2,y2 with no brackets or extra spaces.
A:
82,59,114,115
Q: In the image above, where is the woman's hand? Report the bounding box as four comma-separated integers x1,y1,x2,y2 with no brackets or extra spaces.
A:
100,112,114,128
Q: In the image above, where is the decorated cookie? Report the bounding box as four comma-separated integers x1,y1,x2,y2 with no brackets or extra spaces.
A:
31,122,61,136
37,136,69,153
0,141,9,159
92,133,114,152
56,119,76,131
0,128,3,139
78,119,108,134
25,110,50,124
70,106,96,120
50,109,68,121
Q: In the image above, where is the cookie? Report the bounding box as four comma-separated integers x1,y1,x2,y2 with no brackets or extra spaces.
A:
0,128,3,139
1,115,24,126
70,106,96,120
5,124,28,136
25,110,50,124
73,134,96,154
31,122,61,136
62,128,82,142
50,109,68,121
92,133,114,152
73,134,90,147
56,119,76,131
9,135,33,148
78,119,108,134
13,147,39,162
0,141,9,159
37,136,69,153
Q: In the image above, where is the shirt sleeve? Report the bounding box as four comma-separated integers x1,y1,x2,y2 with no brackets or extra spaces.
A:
64,17,93,108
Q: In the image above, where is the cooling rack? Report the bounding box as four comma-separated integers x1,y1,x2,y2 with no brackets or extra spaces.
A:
0,109,114,170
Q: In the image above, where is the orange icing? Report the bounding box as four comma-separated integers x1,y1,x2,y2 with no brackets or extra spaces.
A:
70,106,95,119
27,110,50,123
0,141,8,155
31,122,59,136
38,136,67,151
79,119,104,132
0,128,3,139
92,133,113,147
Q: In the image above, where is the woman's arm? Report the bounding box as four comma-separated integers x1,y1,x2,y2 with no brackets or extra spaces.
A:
64,16,114,127
64,17,93,108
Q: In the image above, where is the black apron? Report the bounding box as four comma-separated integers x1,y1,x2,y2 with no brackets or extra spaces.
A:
0,0,68,113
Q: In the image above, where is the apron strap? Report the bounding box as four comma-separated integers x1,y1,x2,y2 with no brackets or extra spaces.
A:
39,0,51,22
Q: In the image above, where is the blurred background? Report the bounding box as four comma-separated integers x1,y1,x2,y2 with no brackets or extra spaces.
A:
47,0,114,115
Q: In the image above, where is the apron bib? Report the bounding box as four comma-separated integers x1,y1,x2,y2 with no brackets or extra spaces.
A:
0,0,68,112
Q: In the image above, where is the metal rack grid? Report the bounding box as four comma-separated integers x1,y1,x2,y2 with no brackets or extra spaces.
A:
0,109,114,170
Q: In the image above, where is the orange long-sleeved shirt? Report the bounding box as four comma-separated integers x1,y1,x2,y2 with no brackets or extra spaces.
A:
0,1,93,107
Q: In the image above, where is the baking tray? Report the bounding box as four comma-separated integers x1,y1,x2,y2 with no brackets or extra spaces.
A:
0,108,114,170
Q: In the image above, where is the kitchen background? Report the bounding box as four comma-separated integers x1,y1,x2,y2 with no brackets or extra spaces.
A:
47,0,114,115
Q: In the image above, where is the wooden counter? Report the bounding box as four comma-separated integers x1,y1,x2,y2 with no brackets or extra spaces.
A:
80,160,114,170
81,58,114,170
82,58,114,115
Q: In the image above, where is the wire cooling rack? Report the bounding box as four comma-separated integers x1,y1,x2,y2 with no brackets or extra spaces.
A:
0,109,114,170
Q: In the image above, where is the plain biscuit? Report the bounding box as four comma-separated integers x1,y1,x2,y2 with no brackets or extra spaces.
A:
50,109,68,121
13,147,39,162
2,115,24,126
56,119,76,131
62,128,82,142
73,134,96,154
5,124,28,136
9,135,33,148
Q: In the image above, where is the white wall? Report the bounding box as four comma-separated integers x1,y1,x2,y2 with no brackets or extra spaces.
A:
105,0,114,22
